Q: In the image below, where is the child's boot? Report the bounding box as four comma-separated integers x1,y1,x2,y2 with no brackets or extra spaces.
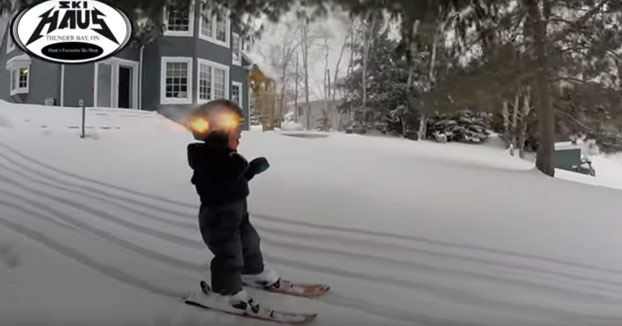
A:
241,265,280,288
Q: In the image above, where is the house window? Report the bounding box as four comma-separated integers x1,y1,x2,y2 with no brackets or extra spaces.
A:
214,68,226,99
231,82,243,106
160,57,193,104
200,7,213,38
10,66,29,95
7,55,31,96
199,64,212,101
216,16,227,42
198,5,230,47
163,5,194,36
197,58,229,103
232,33,241,65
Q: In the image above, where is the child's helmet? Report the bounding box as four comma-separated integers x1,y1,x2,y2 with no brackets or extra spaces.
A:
187,100,243,141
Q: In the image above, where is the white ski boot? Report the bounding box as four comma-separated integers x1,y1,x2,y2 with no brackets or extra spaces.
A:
241,265,280,289
227,289,261,314
198,281,260,314
186,280,318,324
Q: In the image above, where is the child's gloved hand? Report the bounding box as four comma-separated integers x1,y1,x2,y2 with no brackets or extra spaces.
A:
246,157,270,180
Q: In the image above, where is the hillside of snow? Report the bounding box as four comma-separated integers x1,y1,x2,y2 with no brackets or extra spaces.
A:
1,101,621,326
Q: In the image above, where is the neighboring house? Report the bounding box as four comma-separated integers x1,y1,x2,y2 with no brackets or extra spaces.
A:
0,3,252,130
287,99,349,131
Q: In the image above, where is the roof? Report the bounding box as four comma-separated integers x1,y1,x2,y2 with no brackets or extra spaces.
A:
249,64,275,85
242,52,252,65
6,53,30,69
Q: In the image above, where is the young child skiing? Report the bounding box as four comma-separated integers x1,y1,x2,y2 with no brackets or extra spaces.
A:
186,100,280,312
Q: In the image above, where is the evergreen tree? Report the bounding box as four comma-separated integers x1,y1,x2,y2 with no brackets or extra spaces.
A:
339,25,416,135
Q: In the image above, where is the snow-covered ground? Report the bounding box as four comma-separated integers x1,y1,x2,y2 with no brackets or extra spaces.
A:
1,100,621,326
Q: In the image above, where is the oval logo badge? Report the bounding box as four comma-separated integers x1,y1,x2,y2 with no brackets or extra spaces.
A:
11,0,132,64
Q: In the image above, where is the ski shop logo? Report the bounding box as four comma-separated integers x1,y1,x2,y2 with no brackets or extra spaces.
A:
11,0,132,64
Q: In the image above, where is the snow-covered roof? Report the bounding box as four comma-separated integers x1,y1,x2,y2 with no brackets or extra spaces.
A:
555,142,581,151
6,54,31,69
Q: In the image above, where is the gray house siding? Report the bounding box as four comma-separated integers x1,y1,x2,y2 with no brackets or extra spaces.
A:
0,47,11,101
63,64,95,107
141,42,160,111
114,44,140,62
0,57,60,106
23,58,61,105
195,41,231,67
146,37,197,117
0,7,251,131
0,67,8,101
0,26,61,105
0,26,17,102
231,65,249,130
157,38,195,57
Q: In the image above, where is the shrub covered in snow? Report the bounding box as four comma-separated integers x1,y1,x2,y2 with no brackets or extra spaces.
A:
281,121,304,132
426,111,491,143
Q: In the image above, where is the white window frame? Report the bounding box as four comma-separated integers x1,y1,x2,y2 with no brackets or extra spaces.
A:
232,33,242,65
93,57,140,109
161,56,193,105
198,6,230,48
163,4,195,37
231,81,243,106
197,57,229,104
6,55,31,96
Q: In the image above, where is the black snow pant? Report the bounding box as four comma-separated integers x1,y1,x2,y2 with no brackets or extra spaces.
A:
198,200,265,295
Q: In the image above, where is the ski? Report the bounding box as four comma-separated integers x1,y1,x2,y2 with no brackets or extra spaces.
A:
247,279,330,298
184,281,318,325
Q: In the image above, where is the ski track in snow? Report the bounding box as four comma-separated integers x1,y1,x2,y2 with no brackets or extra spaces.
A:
3,140,622,277
2,149,621,294
1,140,622,325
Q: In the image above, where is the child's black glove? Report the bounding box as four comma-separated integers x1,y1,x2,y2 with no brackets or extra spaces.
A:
246,157,270,181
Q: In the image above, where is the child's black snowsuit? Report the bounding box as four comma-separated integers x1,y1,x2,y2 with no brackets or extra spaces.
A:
188,142,269,295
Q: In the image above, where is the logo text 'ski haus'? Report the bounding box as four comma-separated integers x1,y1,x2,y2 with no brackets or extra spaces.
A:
11,0,132,64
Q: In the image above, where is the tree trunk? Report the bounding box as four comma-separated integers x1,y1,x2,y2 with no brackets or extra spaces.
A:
301,19,312,130
405,20,420,138
326,69,331,131
294,54,299,123
526,0,555,176
362,14,378,124
323,37,330,131
333,28,349,131
519,88,532,158
511,90,520,146
502,100,510,146
278,85,286,128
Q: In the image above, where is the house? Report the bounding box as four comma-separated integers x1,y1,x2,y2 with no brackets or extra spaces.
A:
248,65,277,129
0,3,252,130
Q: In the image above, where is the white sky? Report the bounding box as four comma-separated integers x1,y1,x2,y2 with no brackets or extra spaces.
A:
247,8,403,102
247,10,354,101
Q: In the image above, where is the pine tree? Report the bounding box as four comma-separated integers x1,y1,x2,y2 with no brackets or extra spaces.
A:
339,24,415,135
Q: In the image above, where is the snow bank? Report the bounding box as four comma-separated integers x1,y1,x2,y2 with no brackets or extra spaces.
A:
281,121,304,131
0,112,12,128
